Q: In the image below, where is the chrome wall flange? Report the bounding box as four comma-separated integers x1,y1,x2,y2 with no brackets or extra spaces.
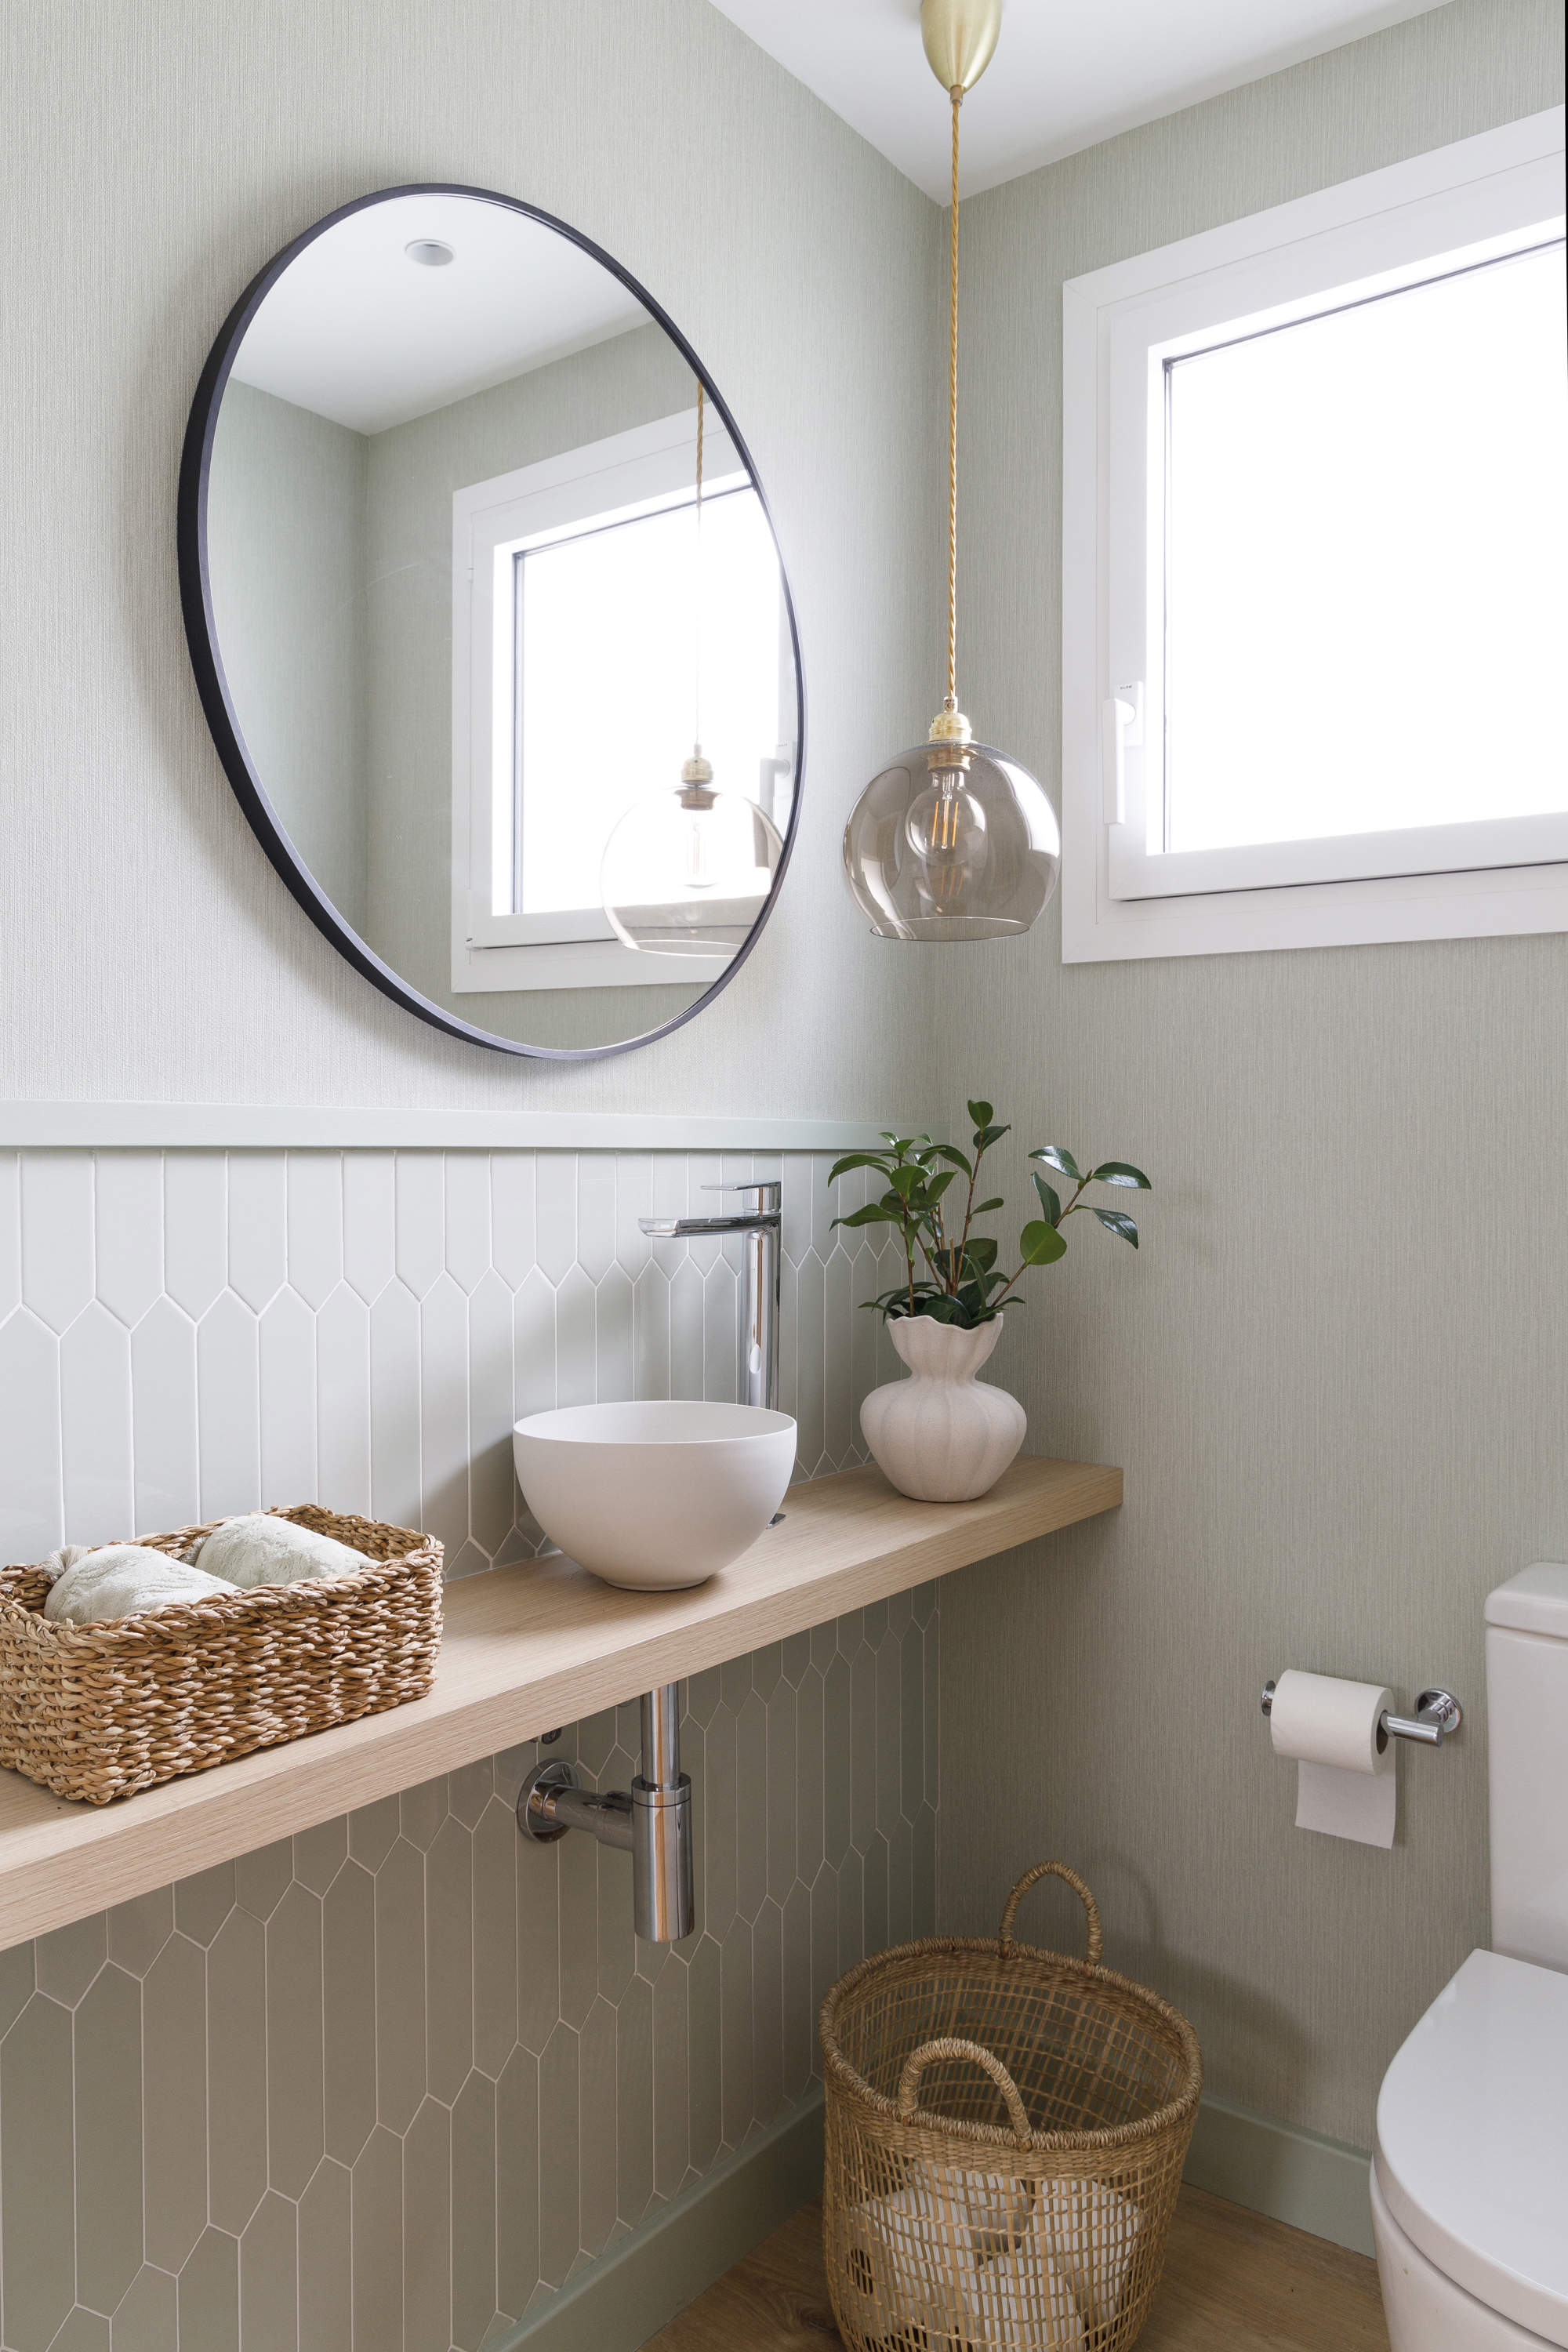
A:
518,1756,578,1842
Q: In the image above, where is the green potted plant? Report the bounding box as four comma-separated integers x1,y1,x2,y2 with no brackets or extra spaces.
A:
829,1103,1149,1500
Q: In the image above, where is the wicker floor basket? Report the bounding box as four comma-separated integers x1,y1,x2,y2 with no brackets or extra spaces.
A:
0,1507,444,1804
820,1862,1202,2352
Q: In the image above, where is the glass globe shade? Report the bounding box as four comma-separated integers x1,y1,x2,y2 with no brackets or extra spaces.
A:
842,738,1060,940
601,780,785,956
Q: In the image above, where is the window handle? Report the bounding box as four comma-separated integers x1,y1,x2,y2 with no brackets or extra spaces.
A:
1102,682,1143,825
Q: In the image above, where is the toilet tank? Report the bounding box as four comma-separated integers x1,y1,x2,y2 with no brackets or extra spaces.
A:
1486,1563,1568,1973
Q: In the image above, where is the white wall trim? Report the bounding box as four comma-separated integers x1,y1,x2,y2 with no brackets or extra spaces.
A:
502,2092,826,2352
0,1103,912,1152
1185,2093,1374,2258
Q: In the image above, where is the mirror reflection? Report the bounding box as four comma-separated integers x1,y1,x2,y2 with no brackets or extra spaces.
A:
199,189,800,1054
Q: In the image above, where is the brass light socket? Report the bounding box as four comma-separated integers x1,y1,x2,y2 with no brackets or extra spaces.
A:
920,0,1003,96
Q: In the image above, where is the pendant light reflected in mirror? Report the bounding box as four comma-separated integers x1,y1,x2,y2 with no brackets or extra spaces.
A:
841,0,1060,942
601,383,785,957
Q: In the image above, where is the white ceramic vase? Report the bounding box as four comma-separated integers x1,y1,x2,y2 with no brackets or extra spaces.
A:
860,1315,1026,1502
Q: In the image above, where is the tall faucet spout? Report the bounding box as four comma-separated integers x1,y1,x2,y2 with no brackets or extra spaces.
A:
639,1181,782,1414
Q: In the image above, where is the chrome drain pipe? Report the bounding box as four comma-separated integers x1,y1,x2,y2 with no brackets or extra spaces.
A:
517,1682,694,1942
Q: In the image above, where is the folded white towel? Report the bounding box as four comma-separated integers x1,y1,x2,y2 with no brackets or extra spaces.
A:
926,2161,1032,2250
835,2181,984,2343
43,1544,237,1626
194,1513,372,1588
1034,2176,1143,2329
962,2232,1086,2352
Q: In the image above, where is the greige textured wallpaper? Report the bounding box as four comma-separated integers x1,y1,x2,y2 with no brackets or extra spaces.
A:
934,0,1566,2151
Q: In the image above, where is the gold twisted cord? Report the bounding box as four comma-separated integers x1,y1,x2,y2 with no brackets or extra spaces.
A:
946,85,960,713
692,383,706,754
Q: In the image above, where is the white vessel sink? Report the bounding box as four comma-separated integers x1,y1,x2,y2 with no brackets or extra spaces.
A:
512,1400,797,1591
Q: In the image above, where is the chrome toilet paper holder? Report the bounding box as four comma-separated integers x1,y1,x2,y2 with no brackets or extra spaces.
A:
1261,1681,1463,1748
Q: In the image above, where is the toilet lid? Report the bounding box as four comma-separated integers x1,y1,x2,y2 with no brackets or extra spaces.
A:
1375,1947,1568,2348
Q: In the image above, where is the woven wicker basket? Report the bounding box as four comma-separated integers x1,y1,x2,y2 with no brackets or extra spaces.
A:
0,1506,444,1804
819,1862,1202,2352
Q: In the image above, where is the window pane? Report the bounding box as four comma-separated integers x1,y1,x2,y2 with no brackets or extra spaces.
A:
1164,240,1567,855
517,487,782,914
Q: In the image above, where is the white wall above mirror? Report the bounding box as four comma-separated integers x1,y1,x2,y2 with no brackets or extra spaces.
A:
180,184,804,1060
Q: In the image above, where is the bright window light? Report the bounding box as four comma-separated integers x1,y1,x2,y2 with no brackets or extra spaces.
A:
1163,239,1568,855
515,487,782,916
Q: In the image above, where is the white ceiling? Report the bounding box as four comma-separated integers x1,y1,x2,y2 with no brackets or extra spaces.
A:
232,192,652,434
706,0,1450,201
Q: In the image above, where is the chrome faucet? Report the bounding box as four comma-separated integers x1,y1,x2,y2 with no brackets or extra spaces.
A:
639,1180,782,1411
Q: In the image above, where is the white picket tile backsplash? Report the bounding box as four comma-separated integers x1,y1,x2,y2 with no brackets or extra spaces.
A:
0,1147,900,1565
0,1142,932,2352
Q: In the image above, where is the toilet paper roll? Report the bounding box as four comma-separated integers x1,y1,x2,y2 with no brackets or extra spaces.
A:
1269,1670,1396,1847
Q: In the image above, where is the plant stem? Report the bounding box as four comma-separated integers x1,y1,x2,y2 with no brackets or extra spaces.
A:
1058,1175,1092,1221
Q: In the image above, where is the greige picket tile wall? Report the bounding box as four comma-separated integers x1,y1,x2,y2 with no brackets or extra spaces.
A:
0,1149,937,2352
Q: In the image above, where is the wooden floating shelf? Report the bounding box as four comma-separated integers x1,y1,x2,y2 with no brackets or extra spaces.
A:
0,1456,1120,1949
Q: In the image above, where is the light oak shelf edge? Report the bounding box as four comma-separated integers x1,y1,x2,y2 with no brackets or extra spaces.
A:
0,1456,1120,1948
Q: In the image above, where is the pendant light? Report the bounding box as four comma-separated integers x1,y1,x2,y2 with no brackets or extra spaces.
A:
601,383,784,957
842,0,1060,942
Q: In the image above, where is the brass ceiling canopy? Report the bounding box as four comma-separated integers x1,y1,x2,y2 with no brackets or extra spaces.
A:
841,0,1061,944
920,0,1003,97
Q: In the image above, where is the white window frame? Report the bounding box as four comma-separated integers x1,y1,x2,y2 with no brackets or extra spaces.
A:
451,408,762,994
1062,107,1566,964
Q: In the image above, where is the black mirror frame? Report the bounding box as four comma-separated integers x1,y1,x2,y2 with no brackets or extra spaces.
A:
176,183,806,1063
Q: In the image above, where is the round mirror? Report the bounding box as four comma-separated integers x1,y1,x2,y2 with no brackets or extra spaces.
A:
179,185,803,1059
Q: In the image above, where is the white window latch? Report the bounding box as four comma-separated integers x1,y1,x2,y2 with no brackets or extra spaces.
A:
1102,681,1144,824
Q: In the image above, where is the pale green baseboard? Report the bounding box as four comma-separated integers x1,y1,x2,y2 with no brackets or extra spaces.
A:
501,2092,827,2352
499,2080,1371,2352
1184,2093,1374,2258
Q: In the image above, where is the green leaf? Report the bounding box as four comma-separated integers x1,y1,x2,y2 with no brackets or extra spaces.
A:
1019,1220,1069,1267
927,1143,973,1175
1092,1207,1139,1247
971,1196,1004,1217
1030,1145,1082,1182
831,1203,902,1230
886,1166,922,1200
1093,1161,1152,1190
826,1152,891,1186
953,1291,996,1326
967,1100,994,1129
924,1169,956,1203
974,1123,1011,1152
1032,1172,1062,1228
962,1236,999,1275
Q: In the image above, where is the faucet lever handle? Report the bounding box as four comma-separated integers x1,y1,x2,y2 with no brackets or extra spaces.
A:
699,1181,781,1210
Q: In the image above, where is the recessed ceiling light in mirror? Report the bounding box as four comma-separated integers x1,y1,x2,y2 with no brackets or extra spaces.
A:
405,238,456,267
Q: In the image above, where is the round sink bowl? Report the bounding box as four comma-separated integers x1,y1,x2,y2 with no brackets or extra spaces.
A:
512,1400,797,1591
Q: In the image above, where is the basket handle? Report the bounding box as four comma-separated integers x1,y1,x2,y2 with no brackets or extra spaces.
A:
997,1861,1103,1965
895,2038,1032,2147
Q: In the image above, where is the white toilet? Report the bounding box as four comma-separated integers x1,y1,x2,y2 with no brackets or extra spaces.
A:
1372,1565,1568,2350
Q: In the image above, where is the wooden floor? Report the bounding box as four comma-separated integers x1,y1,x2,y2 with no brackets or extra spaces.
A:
643,2186,1389,2351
